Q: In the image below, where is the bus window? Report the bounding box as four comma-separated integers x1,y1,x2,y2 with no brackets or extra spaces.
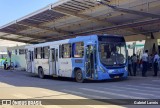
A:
59,45,62,58
56,49,58,61
52,49,55,62
37,47,42,59
73,42,84,58
62,44,71,58
34,48,37,59
29,51,32,61
31,51,34,61
15,49,18,55
26,51,31,61
19,49,25,55
25,49,28,59
99,43,126,66
43,46,49,59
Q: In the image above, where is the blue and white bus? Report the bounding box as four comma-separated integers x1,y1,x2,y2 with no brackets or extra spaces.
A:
25,34,128,82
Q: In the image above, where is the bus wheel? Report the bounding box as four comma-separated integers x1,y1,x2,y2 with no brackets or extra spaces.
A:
75,69,84,83
38,67,44,79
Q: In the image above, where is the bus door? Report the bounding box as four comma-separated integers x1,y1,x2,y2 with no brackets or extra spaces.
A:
85,44,96,78
26,50,34,73
49,47,58,76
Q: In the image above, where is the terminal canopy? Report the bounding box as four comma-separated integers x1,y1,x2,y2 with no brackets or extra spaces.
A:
0,0,160,43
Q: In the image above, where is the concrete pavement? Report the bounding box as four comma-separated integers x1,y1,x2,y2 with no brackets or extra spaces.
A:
0,69,160,108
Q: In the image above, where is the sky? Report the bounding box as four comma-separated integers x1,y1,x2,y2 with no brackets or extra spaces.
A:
0,0,58,46
0,0,58,26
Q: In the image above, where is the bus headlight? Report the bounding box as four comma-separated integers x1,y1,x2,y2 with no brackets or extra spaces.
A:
108,70,114,74
99,66,106,73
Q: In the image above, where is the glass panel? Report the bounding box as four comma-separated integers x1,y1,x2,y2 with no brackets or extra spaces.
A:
59,45,62,58
99,42,126,66
73,42,84,58
44,46,49,59
15,49,17,55
29,51,32,61
31,51,34,61
52,49,55,62
19,49,25,55
62,44,71,58
56,49,58,61
25,49,28,59
37,47,42,59
34,48,37,59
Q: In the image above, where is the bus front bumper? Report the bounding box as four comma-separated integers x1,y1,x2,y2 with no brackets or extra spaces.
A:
96,70,128,80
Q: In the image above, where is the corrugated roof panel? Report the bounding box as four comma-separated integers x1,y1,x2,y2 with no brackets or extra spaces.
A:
54,0,98,13
0,24,29,33
18,37,34,40
19,10,66,25
0,0,160,43
4,34,20,39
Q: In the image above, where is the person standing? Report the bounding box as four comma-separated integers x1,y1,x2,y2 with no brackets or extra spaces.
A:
137,56,140,72
141,50,148,77
128,56,132,76
132,54,137,76
148,54,153,70
3,59,7,70
153,52,159,76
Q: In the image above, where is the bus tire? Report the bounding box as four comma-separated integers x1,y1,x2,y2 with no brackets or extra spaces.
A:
38,67,44,79
75,69,84,83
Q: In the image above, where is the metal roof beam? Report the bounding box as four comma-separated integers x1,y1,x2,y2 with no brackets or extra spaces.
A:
0,33,47,43
47,18,160,41
10,32,44,40
53,7,148,37
52,1,150,37
53,7,113,26
0,33,10,37
0,26,45,39
99,1,160,18
17,22,73,35
74,18,160,36
0,36,32,43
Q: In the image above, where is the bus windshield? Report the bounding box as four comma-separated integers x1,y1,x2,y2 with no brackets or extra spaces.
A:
98,36,127,67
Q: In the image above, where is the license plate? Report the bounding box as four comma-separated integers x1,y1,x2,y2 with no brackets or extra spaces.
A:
114,76,120,79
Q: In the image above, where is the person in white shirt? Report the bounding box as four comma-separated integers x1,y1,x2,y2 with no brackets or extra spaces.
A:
141,50,148,77
153,52,159,76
